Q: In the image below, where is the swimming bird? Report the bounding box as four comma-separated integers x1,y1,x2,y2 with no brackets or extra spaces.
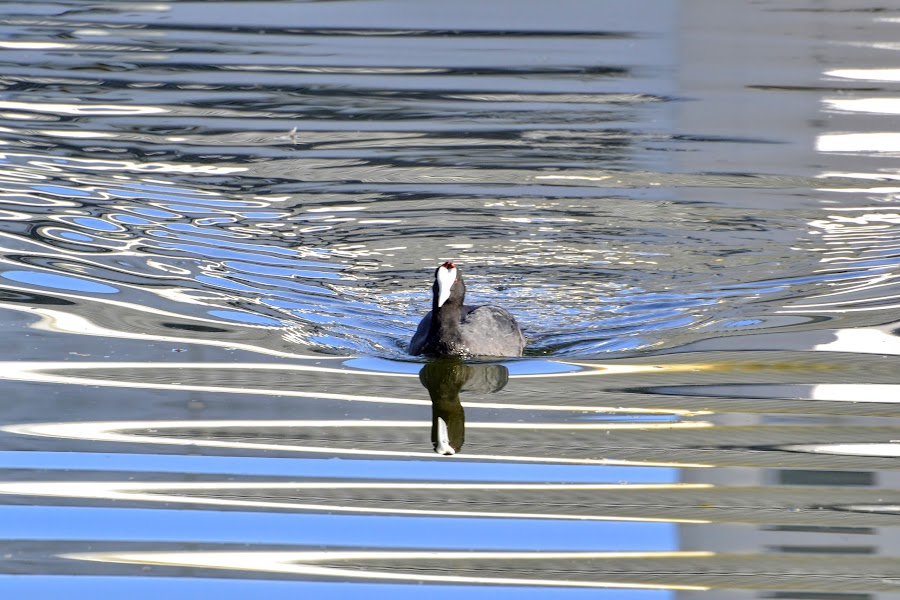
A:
409,261,526,357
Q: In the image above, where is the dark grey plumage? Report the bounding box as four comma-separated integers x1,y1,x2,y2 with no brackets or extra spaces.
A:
409,262,525,357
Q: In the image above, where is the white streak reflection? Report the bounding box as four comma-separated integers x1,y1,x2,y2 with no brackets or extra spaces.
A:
534,175,612,182
782,443,900,458
64,549,713,591
809,384,900,403
1,151,245,176
0,361,709,415
0,101,167,116
3,420,713,468
834,504,900,515
823,98,900,115
0,302,337,361
39,129,117,139
0,41,70,50
812,327,900,355
817,133,900,153
826,68,900,82
0,481,713,524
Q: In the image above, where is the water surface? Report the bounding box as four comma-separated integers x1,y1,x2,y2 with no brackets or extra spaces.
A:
1,1,900,598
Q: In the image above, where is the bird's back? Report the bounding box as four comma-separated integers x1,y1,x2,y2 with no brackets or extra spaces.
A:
459,304,525,357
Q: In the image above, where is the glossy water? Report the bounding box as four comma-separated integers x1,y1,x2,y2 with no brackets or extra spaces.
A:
1,1,900,598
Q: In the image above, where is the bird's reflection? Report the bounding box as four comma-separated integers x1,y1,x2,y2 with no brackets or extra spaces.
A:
418,359,509,455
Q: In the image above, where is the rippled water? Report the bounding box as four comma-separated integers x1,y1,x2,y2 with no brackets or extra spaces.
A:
2,1,900,598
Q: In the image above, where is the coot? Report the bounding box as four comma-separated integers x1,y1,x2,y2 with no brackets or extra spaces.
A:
409,262,525,357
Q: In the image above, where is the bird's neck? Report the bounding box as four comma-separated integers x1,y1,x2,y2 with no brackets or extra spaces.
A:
430,298,464,350
432,297,461,329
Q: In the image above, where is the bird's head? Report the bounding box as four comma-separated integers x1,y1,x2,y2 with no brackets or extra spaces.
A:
434,261,461,308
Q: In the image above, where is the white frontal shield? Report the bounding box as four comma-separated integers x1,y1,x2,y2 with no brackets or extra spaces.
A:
436,266,457,307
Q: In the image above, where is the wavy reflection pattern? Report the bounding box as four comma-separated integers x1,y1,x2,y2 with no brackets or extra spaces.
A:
0,5,896,358
61,548,900,592
3,351,900,595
